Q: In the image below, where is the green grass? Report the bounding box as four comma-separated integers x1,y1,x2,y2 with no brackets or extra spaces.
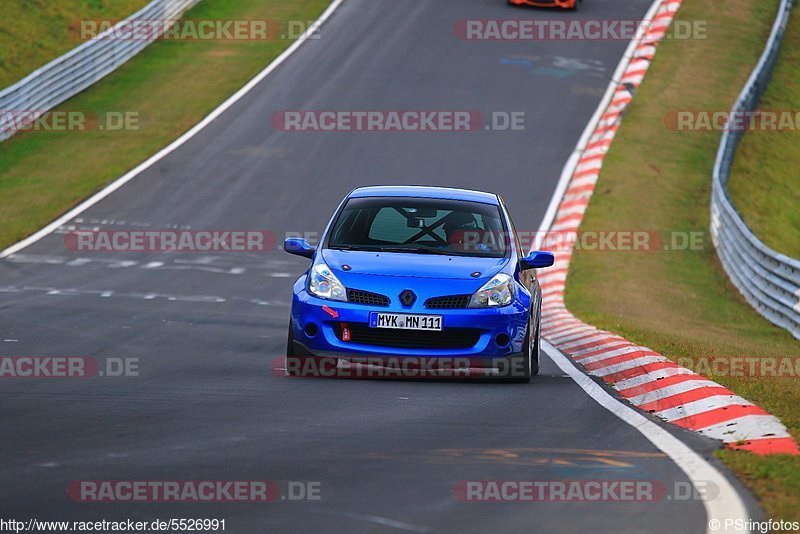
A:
564,0,800,520
726,6,800,259
0,0,149,88
0,0,331,248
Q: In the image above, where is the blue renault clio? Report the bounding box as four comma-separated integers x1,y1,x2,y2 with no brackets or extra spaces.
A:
283,186,554,382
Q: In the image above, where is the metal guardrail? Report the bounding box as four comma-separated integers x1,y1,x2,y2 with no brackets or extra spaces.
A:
710,0,800,340
0,0,201,142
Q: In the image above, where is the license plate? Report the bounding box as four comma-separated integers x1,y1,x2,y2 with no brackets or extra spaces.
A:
369,312,442,331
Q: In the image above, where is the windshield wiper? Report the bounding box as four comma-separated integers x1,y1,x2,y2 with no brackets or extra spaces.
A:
330,245,500,257
370,246,438,254
331,245,438,254
329,245,371,251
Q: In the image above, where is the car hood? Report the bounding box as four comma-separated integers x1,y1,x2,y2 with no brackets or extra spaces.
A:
321,249,509,280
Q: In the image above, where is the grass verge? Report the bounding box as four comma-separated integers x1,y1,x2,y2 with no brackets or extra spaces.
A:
0,0,149,88
0,0,331,249
564,0,800,520
726,5,800,259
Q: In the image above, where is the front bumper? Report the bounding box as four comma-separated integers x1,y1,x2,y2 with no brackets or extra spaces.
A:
289,282,530,361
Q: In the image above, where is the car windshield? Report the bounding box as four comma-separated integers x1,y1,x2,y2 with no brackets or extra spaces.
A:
327,196,509,258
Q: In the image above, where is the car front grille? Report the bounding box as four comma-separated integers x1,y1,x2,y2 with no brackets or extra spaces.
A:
347,289,390,307
334,323,481,349
424,295,471,309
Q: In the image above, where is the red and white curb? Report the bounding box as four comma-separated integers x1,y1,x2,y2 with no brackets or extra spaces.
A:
537,0,798,456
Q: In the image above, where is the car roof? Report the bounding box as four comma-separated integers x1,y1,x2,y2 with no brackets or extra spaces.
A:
349,186,499,205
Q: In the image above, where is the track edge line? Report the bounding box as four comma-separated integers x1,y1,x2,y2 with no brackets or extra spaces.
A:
0,0,346,259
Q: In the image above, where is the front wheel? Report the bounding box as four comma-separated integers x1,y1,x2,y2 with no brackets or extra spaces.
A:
285,322,304,376
505,329,531,384
506,313,539,383
285,322,337,377
531,313,541,376
286,320,297,357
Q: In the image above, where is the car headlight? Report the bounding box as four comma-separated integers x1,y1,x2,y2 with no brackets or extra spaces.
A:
308,262,347,301
469,273,514,308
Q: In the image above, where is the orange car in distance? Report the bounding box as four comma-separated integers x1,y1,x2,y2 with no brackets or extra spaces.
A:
508,0,578,9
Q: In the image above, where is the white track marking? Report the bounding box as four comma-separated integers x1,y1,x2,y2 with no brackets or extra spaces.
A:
655,396,753,422
546,322,593,334
536,0,665,249
696,415,792,441
557,333,611,350
592,356,669,378
545,323,593,337
540,315,576,327
627,380,725,407
575,345,649,364
616,367,696,391
534,0,752,529
0,0,345,259
544,341,749,532
314,511,429,533
547,328,601,344
568,340,631,357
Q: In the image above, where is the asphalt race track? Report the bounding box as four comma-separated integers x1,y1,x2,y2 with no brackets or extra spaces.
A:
0,1,760,532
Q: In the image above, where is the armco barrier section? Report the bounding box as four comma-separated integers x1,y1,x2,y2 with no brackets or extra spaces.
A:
710,0,800,341
0,0,201,142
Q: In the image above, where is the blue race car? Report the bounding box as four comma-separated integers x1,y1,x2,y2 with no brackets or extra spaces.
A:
283,186,554,382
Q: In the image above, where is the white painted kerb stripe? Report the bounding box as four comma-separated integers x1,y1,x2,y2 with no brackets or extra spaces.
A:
592,356,667,378
616,367,696,391
696,415,792,442
544,341,749,532
626,379,724,406
655,396,752,422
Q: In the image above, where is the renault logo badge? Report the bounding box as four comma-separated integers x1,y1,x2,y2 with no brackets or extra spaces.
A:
399,289,416,307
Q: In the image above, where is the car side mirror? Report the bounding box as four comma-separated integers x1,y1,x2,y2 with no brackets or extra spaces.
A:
519,251,554,270
284,237,315,259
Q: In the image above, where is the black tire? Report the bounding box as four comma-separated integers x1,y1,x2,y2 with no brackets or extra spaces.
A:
285,322,311,377
506,309,540,383
285,323,337,377
505,322,533,383
286,321,297,357
285,323,303,376
531,316,541,376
